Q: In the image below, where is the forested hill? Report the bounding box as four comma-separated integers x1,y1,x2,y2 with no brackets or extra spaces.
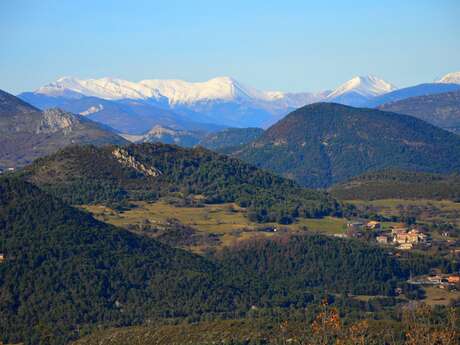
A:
0,177,234,345
330,169,460,200
0,177,411,345
19,142,340,223
234,103,460,188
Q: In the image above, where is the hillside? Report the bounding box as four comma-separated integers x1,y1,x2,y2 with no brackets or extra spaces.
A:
379,90,460,134
234,103,460,188
330,170,460,201
20,143,340,223
0,90,127,169
0,177,414,345
216,235,404,296
0,177,234,345
198,127,264,151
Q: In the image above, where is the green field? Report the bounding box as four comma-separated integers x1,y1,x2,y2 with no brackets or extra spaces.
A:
81,201,351,251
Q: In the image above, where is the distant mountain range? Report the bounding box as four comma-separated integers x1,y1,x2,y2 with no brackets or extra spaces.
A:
3,72,460,172
17,72,460,131
0,90,127,169
232,103,460,188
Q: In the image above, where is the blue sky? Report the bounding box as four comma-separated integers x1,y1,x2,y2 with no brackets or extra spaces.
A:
1,0,459,94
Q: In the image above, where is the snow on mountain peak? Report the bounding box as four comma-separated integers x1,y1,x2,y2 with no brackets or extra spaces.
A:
33,74,398,108
327,75,396,98
436,72,460,84
36,76,283,104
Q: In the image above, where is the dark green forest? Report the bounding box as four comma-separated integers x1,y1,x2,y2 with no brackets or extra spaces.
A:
0,176,434,345
234,103,460,188
330,169,460,200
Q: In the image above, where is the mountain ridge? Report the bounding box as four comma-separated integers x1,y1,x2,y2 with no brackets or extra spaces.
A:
378,90,460,134
233,102,460,188
0,90,128,169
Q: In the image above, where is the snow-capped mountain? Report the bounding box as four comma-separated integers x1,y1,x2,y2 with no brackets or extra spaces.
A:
436,72,460,84
34,75,396,106
326,75,396,98
324,75,397,106
31,76,328,128
36,76,287,104
18,72,460,138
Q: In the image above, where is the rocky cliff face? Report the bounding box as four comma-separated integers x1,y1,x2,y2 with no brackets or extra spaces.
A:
37,108,80,134
112,148,162,177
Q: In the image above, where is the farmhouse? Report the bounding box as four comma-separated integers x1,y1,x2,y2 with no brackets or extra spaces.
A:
394,229,427,245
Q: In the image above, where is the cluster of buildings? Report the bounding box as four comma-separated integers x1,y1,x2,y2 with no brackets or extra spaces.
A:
409,273,460,289
377,226,429,250
346,221,429,250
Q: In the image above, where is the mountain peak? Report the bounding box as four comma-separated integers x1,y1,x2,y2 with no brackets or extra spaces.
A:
327,75,397,99
436,71,460,84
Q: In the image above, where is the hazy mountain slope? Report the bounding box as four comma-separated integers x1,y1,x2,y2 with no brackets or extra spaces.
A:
0,90,127,169
131,125,204,147
198,127,264,151
0,177,234,345
18,92,223,134
378,90,460,134
366,83,460,107
330,169,460,200
234,103,460,188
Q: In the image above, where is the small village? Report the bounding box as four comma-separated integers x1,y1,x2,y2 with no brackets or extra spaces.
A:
334,220,432,250
334,220,460,293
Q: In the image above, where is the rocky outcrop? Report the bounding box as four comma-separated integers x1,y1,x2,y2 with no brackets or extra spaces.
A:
36,108,79,134
112,148,162,177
